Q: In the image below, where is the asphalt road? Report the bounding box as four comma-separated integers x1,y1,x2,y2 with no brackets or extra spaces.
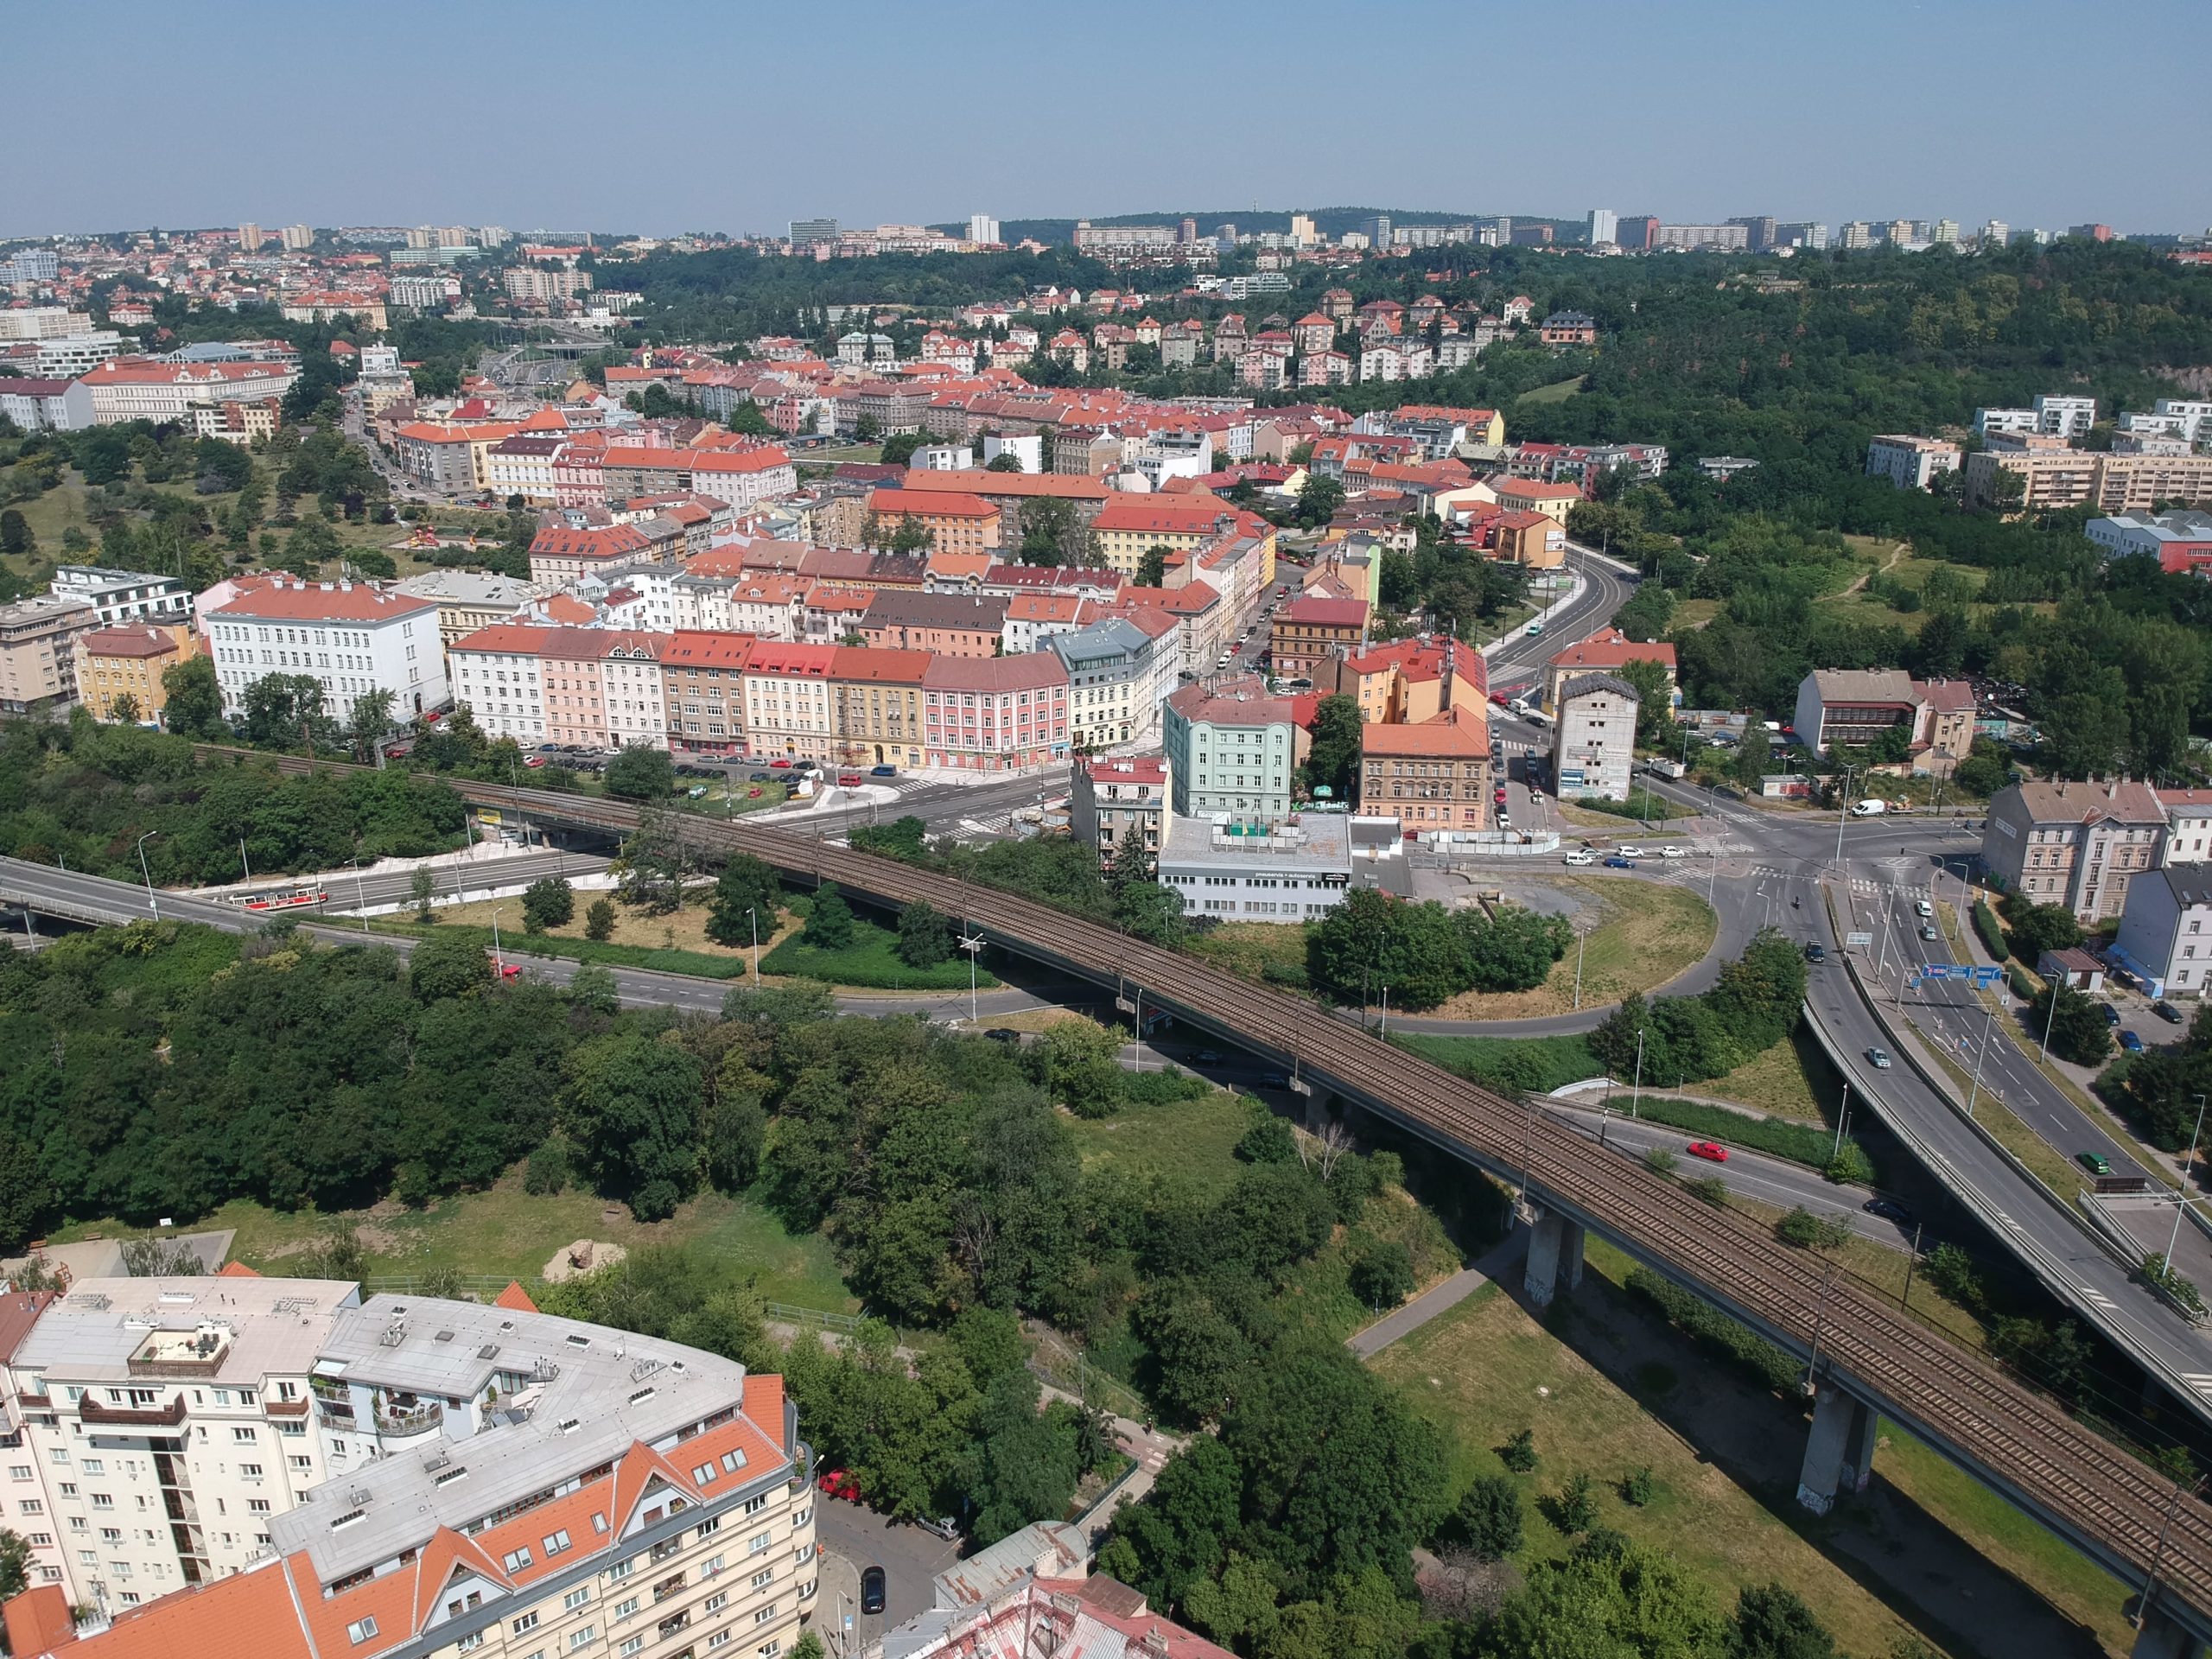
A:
222,849,611,912
810,1497,960,1637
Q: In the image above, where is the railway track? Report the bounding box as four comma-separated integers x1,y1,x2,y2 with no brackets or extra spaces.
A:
194,747,2212,1616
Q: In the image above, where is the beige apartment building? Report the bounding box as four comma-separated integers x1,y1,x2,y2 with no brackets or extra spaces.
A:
1965,448,2212,515
75,624,200,724
1981,779,2166,925
0,593,99,713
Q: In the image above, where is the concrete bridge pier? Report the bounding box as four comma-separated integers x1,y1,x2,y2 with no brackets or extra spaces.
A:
1291,1078,1335,1134
1796,1382,1880,1514
1521,1206,1586,1306
2133,1605,2204,1659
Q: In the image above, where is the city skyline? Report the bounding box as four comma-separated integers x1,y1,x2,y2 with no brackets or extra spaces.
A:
7,0,2209,240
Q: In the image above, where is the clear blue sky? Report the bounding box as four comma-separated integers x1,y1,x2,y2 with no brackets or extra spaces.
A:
10,0,2208,238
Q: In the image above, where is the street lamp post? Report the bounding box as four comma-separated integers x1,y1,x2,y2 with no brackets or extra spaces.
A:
1631,1026,1645,1119
2165,1094,2209,1271
136,831,162,920
489,905,507,976
1573,925,1587,1012
1832,766,1857,871
2039,977,2063,1062
959,924,982,1025
351,843,370,935
1832,1082,1853,1161
747,906,760,982
1967,1007,1995,1117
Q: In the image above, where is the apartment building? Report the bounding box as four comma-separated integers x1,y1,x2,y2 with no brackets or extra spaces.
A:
530,524,657,586
895,470,1113,548
921,654,1070,770
1866,435,1962,491
664,630,756,753
859,590,1007,658
48,566,193,629
1161,677,1303,823
1357,705,1491,832
76,625,199,724
2158,790,2212,865
1974,394,2097,441
1089,500,1238,579
1541,630,1675,714
825,646,930,768
484,436,564,505
1552,672,1640,802
6,1287,814,1659
865,490,1002,556
2112,868,2212,999
396,570,549,651
1790,670,1976,772
2,1275,360,1610
205,580,447,721
77,359,299,424
1981,779,2167,925
1325,634,1488,727
1490,478,1583,524
0,377,93,432
1069,754,1169,856
0,594,100,713
998,593,1098,656
1049,617,1172,751
448,624,552,745
1268,596,1367,678
743,644,839,760
1495,511,1566,568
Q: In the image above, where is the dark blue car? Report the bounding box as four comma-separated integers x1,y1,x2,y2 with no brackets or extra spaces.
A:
1604,855,1636,870
2120,1030,2145,1053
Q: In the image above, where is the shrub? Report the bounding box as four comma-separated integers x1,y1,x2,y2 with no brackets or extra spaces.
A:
1684,1176,1729,1208
524,1138,571,1195
1643,1147,1678,1176
1777,1206,1851,1250
1973,899,2010,962
1620,1466,1655,1507
1347,1238,1416,1310
584,897,616,942
1499,1428,1537,1472
1627,1268,1800,1394
522,876,575,933
804,886,855,950
1456,1472,1525,1560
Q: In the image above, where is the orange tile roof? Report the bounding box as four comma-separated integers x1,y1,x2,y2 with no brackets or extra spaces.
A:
67,1558,315,1659
3,1586,75,1656
1359,704,1491,758
210,581,435,624
217,1261,262,1279
665,631,758,668
453,623,556,656
830,646,932,684
869,488,998,519
900,469,1111,501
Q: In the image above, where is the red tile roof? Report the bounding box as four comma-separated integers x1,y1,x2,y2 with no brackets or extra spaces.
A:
209,581,435,624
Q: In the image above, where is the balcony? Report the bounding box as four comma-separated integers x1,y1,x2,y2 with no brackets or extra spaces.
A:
79,1396,186,1428
373,1401,443,1439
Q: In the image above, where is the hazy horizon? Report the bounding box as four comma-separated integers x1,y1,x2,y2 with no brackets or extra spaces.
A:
9,0,2209,240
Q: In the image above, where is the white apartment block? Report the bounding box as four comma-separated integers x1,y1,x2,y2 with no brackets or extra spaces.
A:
48,566,193,628
0,307,92,340
1974,393,2097,442
205,579,448,721
1552,671,1640,802
78,359,301,425
9,332,121,377
1,1276,359,1610
7,1281,816,1659
2160,790,2212,865
449,625,550,744
2118,400,2212,446
1865,434,1962,491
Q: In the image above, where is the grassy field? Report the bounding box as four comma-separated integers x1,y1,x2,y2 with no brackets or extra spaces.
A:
1185,921,1310,988
1065,1087,1257,1201
1699,1026,1839,1122
760,915,992,991
49,1175,855,1311
1394,1032,1601,1095
1516,376,1586,405
1370,1238,2136,1656
1425,878,1716,1021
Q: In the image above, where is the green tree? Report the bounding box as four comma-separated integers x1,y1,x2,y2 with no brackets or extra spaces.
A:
1097,1438,1243,1609
348,687,397,759
706,855,782,946
1730,1583,1837,1659
1500,1428,1537,1472
160,655,226,739
1301,693,1363,800
1033,1020,1122,1118
408,929,493,1001
410,866,435,921
567,963,620,1016
0,510,31,555
1484,1535,1725,1659
585,896,617,941
2030,982,2113,1066
804,885,856,949
2006,900,2082,958
896,899,953,968
1113,878,1185,945
110,691,142,724
242,671,334,749
1457,1472,1525,1560
1553,1471,1600,1534
0,1526,30,1600
606,744,676,801
986,452,1025,473
1136,544,1173,588
563,1032,705,1221
1294,474,1345,528
1614,655,1678,747
522,877,575,933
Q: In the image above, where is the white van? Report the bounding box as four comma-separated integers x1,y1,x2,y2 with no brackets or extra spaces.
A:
1849,798,1886,817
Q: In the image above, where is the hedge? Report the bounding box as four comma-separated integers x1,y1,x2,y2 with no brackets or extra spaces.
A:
372,920,752,981
1974,899,2010,963
1394,1033,1602,1095
2006,962,2039,1001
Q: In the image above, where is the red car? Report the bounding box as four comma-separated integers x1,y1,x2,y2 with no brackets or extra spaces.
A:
838,772,863,786
816,1467,861,1502
769,758,794,769
1490,691,1510,708
487,956,523,980
1686,1141,1729,1163
524,754,545,767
